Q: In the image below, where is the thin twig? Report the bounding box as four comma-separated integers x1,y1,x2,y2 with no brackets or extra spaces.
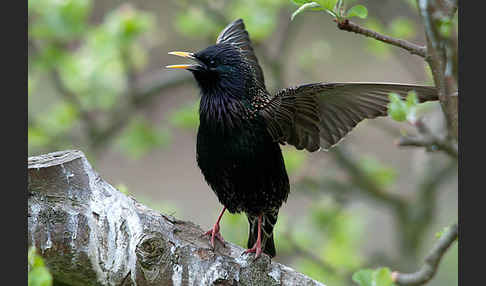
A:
335,19,427,58
397,118,458,158
392,223,458,285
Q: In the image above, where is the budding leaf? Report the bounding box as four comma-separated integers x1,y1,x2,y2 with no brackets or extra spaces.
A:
372,267,395,286
387,93,408,122
346,5,368,19
291,2,323,21
405,91,418,123
316,0,338,11
352,267,396,286
352,269,373,286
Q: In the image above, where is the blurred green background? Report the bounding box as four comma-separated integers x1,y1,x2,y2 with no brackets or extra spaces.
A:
28,0,457,285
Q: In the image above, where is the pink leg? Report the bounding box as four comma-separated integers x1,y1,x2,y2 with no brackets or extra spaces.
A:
203,207,226,248
243,214,263,259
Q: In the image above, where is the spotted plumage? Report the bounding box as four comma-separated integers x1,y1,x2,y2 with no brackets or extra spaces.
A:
167,18,439,258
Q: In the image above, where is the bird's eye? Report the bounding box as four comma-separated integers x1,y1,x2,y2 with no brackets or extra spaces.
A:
209,60,215,66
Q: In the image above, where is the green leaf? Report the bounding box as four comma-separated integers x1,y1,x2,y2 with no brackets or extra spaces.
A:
28,246,43,268
387,93,408,122
28,246,53,286
316,0,338,11
372,267,394,286
291,2,323,21
405,91,418,107
28,267,53,286
353,267,395,286
405,91,419,122
292,0,313,4
346,5,368,19
353,269,374,286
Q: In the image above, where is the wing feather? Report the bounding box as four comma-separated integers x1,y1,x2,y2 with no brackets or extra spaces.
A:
260,82,438,152
216,19,265,88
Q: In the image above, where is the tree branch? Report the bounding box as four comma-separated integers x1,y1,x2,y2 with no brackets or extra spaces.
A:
392,223,458,285
416,0,458,139
335,19,427,58
28,150,325,286
396,118,458,158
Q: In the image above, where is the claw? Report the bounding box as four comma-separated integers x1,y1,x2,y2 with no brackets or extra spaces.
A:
243,242,262,259
202,207,227,249
203,223,226,248
242,214,263,259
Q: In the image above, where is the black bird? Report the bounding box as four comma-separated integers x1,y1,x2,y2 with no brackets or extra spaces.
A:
167,19,438,258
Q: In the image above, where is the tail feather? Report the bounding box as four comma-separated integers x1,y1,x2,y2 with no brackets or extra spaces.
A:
247,211,278,257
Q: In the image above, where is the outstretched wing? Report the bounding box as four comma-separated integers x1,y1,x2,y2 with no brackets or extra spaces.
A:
216,18,265,88
260,82,439,152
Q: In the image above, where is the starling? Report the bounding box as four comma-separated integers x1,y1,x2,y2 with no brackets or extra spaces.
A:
167,19,438,258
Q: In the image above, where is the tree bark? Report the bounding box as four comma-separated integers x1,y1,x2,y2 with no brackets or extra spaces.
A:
28,150,325,286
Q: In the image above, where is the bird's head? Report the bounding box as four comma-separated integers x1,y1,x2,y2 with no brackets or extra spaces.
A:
166,19,265,101
166,43,251,97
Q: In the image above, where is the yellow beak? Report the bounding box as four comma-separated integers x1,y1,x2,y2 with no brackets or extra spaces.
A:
168,51,194,58
165,64,193,69
166,51,196,69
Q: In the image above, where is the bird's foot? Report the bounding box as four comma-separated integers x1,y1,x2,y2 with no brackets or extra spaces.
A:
243,241,262,259
202,223,226,249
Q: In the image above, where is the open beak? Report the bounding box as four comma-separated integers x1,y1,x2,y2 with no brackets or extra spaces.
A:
166,51,200,70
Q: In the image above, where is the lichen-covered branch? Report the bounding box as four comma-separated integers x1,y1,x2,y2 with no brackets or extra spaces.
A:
27,150,325,286
392,223,458,285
